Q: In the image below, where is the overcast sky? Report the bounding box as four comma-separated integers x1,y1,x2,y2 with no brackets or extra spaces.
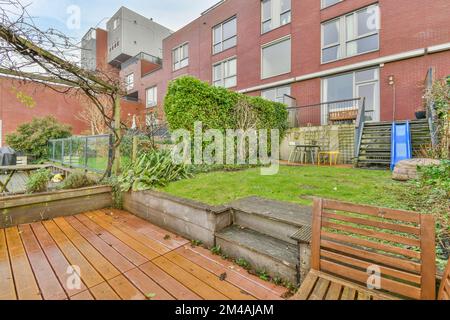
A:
22,0,219,39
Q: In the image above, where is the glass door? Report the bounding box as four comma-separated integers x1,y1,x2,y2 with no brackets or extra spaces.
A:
356,81,379,122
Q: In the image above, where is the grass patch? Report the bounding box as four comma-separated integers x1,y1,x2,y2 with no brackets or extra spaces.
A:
160,165,405,208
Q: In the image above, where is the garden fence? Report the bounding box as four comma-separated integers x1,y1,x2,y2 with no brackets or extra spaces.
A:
48,134,113,173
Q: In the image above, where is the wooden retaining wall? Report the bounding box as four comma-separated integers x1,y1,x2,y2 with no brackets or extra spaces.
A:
123,191,232,247
0,186,112,228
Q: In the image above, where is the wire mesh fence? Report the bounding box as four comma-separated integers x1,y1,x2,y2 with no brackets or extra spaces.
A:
48,134,112,173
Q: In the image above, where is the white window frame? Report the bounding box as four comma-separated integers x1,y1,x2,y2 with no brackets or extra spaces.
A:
262,85,291,104
321,67,380,123
321,4,380,63
125,73,134,91
172,43,189,71
213,57,237,89
321,0,342,9
261,35,291,79
146,86,158,108
213,16,237,54
261,0,291,34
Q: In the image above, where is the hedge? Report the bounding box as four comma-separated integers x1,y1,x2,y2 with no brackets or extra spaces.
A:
164,76,288,138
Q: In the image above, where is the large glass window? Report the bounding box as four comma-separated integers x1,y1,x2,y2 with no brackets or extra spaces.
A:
261,0,291,34
321,4,379,63
125,73,134,91
322,68,379,122
213,58,237,88
321,0,342,9
213,17,237,54
262,37,291,79
172,43,189,71
262,86,291,104
146,86,157,108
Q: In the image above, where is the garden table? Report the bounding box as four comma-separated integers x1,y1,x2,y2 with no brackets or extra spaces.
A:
0,164,51,193
288,143,321,164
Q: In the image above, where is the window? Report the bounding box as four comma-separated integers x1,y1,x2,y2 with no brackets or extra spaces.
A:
321,0,342,9
321,4,379,63
125,73,134,91
322,68,379,122
262,86,291,104
113,18,119,30
262,37,291,79
213,17,237,54
213,58,237,88
261,0,291,34
173,43,189,71
146,86,157,108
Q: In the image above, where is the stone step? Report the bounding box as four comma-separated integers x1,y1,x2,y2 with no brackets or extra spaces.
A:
230,197,312,245
215,225,299,284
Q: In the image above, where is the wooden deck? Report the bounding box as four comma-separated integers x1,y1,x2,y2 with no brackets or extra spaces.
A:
0,209,288,300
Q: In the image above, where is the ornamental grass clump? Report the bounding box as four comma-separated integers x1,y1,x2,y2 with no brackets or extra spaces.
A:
119,150,192,192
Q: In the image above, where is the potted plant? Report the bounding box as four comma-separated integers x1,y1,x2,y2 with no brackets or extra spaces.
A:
415,105,427,120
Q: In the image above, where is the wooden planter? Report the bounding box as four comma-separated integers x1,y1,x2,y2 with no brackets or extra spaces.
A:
0,186,112,228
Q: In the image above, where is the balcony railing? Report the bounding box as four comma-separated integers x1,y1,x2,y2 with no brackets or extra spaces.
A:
121,52,162,70
287,98,369,128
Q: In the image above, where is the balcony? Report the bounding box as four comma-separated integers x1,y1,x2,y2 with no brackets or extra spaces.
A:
287,98,367,128
121,52,162,73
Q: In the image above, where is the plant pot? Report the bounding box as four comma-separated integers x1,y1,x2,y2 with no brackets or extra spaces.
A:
415,111,427,120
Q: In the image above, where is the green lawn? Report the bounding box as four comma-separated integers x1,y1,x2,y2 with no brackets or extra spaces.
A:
160,165,407,209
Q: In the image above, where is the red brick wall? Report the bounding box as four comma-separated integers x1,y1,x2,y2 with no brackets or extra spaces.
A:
120,0,450,123
0,77,88,145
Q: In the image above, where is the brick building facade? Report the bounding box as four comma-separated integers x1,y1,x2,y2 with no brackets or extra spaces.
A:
119,0,450,126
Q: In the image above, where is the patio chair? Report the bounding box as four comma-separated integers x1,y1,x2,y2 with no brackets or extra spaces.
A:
438,258,450,300
291,198,436,300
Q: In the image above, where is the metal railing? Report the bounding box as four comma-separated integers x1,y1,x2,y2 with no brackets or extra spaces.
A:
354,98,367,159
121,52,162,70
287,98,365,128
48,135,113,173
425,67,439,148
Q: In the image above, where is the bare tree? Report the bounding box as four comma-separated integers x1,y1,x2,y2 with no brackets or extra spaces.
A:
0,0,127,177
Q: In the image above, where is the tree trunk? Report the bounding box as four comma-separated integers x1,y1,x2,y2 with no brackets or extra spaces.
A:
112,95,122,175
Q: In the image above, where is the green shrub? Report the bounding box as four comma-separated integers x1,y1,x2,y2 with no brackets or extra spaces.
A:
119,150,192,192
26,169,51,194
6,116,72,161
164,76,288,137
62,170,97,190
418,160,450,192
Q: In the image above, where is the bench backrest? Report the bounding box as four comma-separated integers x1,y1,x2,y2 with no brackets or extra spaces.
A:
438,259,450,300
311,198,436,300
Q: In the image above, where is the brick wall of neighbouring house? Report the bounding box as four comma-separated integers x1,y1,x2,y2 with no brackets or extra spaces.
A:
0,77,89,146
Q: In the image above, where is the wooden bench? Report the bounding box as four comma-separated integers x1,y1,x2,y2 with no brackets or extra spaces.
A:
439,258,450,300
292,198,436,300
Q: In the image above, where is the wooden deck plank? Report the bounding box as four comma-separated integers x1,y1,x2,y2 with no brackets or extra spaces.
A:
70,290,95,300
164,251,255,300
175,246,283,300
31,222,87,296
83,212,160,261
42,220,104,288
185,245,287,296
75,214,148,267
91,211,171,255
153,256,228,300
108,275,146,300
53,217,121,280
64,216,135,274
309,278,330,300
0,229,16,300
139,261,202,300
18,224,67,300
5,227,41,300
124,268,175,300
103,209,189,249
90,282,121,300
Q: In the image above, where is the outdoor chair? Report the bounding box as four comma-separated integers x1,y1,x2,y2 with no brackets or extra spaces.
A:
438,258,450,300
291,198,436,300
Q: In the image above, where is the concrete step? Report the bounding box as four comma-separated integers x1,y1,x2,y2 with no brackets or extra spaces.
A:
216,225,299,284
230,197,312,245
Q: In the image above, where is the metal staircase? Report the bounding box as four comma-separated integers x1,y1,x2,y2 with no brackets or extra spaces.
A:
356,119,431,168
